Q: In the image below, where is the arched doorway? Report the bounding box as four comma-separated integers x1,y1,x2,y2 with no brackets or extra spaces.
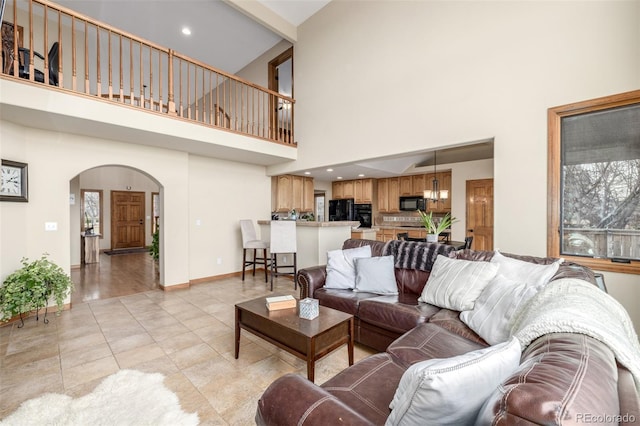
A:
69,165,163,303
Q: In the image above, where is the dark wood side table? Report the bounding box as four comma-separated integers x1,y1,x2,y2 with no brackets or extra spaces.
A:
235,295,354,382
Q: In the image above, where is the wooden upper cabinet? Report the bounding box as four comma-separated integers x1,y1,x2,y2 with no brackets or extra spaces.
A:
272,175,314,213
292,175,304,211
424,171,452,213
342,180,355,199
303,177,314,212
377,177,400,212
388,177,400,212
273,175,293,212
355,178,374,204
412,174,426,196
332,181,344,199
377,178,389,212
399,176,413,196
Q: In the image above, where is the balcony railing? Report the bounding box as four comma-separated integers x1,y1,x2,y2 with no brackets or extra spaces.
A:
0,0,295,145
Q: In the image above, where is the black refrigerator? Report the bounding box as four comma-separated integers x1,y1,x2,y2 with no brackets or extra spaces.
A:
329,199,355,221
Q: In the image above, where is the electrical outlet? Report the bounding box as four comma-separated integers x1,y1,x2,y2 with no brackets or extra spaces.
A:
217,257,222,265
45,222,58,231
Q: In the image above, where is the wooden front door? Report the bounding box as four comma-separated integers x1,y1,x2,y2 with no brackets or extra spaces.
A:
111,191,145,249
466,179,494,251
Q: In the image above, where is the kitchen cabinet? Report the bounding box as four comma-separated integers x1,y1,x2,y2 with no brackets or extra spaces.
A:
332,181,343,199
412,174,426,196
272,175,314,213
377,177,400,213
292,175,304,211
342,180,355,199
376,228,396,242
388,178,400,212
399,176,413,196
424,171,451,213
355,178,374,204
303,177,314,212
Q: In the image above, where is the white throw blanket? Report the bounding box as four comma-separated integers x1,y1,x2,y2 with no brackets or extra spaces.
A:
511,278,640,393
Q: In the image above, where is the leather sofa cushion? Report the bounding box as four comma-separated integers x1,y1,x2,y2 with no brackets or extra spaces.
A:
314,288,378,315
477,333,620,424
387,322,486,369
394,268,430,295
321,353,404,425
357,294,440,335
428,308,488,346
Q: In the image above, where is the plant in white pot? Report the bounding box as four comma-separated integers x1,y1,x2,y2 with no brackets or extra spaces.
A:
0,254,74,327
418,210,457,242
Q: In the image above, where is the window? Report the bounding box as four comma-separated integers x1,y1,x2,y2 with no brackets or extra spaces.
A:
548,90,640,274
81,189,103,237
151,192,159,233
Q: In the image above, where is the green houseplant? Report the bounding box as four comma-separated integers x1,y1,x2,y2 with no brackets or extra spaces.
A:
0,254,74,326
150,226,160,261
418,210,458,242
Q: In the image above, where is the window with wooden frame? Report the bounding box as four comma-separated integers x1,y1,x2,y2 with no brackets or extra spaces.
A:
81,189,103,237
548,90,640,274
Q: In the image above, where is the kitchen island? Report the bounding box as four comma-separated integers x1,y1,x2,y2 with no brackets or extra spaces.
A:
258,220,360,269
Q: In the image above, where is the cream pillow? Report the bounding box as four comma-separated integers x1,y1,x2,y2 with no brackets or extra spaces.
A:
419,255,499,311
386,337,521,426
354,255,398,295
459,274,541,345
325,246,372,290
490,250,562,287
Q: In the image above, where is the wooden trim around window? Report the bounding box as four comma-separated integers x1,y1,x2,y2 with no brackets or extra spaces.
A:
548,89,640,274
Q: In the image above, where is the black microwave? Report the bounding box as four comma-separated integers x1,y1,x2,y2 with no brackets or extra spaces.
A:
399,196,425,211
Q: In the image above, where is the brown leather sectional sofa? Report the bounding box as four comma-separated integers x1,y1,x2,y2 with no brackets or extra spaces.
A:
256,239,640,425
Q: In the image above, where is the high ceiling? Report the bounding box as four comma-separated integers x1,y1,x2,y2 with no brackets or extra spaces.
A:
54,0,330,74
49,0,493,179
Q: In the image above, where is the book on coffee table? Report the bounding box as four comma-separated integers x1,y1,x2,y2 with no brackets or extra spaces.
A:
266,295,297,311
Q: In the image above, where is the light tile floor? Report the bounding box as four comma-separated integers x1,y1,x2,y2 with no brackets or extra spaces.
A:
0,276,376,425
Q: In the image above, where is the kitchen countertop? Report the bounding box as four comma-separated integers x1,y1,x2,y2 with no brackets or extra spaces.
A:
258,220,360,228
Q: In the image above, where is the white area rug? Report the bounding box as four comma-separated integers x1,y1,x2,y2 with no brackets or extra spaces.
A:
1,369,199,426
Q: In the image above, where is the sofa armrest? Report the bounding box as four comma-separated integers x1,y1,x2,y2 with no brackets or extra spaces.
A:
297,266,327,299
256,374,373,426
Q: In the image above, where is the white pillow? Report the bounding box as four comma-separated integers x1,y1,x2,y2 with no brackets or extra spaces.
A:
386,337,521,426
490,250,562,287
459,274,541,345
354,256,398,295
419,255,498,311
325,245,372,290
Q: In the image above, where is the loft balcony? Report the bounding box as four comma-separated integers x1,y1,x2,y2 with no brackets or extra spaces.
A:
0,0,296,165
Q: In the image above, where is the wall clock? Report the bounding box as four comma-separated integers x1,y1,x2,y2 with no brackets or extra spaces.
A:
0,160,28,202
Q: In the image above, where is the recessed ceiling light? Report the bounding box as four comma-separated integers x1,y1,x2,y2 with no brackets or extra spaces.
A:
358,174,365,177
337,176,343,180
181,27,192,36
304,171,311,175
326,168,333,172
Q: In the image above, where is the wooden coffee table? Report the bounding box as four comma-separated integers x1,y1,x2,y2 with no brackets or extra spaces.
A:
235,295,354,382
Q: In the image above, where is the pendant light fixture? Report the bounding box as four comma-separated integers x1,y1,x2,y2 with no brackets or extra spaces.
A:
423,151,448,202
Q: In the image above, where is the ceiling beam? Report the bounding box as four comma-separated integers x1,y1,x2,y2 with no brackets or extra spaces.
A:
223,0,297,42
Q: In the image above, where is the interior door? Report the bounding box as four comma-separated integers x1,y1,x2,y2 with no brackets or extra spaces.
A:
466,179,494,251
111,191,145,249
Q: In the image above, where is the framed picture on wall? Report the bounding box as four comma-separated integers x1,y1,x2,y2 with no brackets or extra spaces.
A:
0,159,28,202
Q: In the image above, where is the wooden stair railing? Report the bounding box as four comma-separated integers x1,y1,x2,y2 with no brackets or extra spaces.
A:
0,0,295,145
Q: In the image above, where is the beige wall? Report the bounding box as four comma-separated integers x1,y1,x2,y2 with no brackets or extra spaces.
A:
264,0,640,329
0,119,272,288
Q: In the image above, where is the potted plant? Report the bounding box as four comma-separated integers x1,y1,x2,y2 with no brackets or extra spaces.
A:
0,254,74,327
150,226,160,261
418,210,457,242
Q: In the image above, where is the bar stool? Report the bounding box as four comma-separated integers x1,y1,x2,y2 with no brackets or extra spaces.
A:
240,219,269,282
269,220,297,291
